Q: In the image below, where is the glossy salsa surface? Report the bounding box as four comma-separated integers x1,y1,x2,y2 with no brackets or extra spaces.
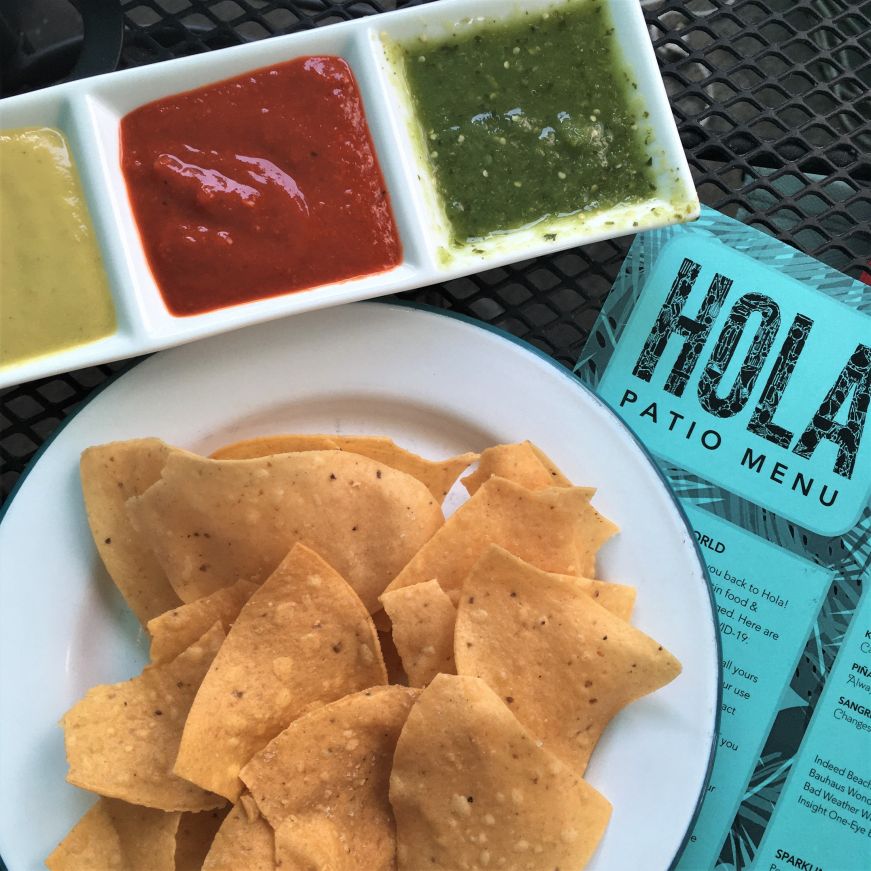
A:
400,0,657,244
121,56,402,317
0,128,116,368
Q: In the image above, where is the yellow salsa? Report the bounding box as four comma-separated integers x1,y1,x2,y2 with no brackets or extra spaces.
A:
1,127,116,368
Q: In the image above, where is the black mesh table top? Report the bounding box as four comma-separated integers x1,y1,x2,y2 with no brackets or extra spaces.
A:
1,0,869,503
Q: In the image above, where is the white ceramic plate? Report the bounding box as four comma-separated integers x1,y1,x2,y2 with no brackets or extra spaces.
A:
0,302,718,871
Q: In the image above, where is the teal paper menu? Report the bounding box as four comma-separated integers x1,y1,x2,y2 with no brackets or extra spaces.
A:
575,207,870,870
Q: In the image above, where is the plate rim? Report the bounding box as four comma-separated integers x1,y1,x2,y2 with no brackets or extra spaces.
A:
0,299,721,870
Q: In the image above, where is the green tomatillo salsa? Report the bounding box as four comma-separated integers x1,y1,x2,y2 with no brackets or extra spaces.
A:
399,0,657,244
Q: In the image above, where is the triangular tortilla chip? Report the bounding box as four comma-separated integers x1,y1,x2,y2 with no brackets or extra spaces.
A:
201,802,274,871
62,623,226,811
381,580,456,687
209,433,476,503
47,798,180,871
379,586,631,660
147,580,259,665
174,544,387,801
210,434,339,458
552,572,637,622
238,793,261,824
390,674,611,870
382,476,616,605
334,436,477,502
240,686,418,868
80,439,181,624
381,572,631,689
102,800,179,871
174,808,229,871
127,448,443,611
455,547,682,772
46,800,124,871
528,442,572,486
273,816,350,869
462,440,566,495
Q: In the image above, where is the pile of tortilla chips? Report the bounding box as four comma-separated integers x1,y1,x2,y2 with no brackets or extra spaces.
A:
49,436,681,870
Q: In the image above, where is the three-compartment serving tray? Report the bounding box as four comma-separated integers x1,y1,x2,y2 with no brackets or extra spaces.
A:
0,0,698,389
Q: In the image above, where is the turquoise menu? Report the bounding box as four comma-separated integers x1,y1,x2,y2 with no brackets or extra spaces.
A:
575,207,870,870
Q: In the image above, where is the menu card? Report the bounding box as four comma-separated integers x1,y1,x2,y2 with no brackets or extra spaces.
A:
575,206,870,871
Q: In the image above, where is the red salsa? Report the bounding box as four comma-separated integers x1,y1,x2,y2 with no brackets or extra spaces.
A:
121,57,402,316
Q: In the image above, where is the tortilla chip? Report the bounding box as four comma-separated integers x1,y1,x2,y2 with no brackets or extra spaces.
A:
47,798,180,871
390,674,611,870
462,440,566,495
334,436,477,502
382,476,617,604
80,439,182,624
381,573,630,687
455,547,682,772
210,434,339,459
46,800,123,871
103,800,179,871
128,448,443,612
174,808,229,871
240,686,418,868
238,793,261,824
554,572,637,622
201,803,274,871
379,629,408,685
62,623,226,811
147,580,259,665
210,433,476,503
174,544,387,801
381,581,456,687
528,442,572,486
273,816,351,869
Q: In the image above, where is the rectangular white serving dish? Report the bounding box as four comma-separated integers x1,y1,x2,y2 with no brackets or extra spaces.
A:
0,0,698,389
